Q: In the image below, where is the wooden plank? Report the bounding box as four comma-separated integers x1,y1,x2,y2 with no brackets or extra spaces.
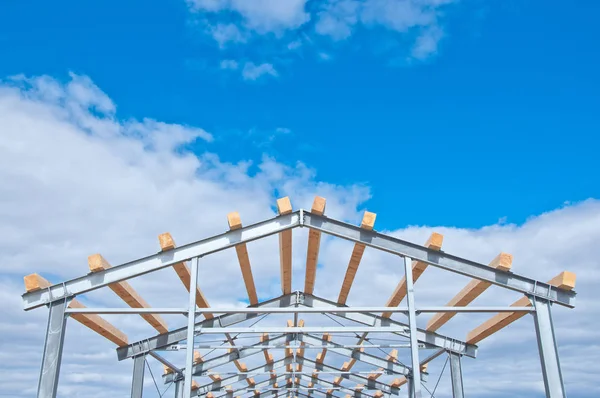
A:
158,232,213,319
88,254,168,333
227,212,259,305
337,211,377,305
260,333,274,364
24,274,128,346
340,347,364,371
426,252,513,332
466,271,576,344
367,349,398,380
277,197,293,295
316,333,332,364
382,232,443,317
305,196,326,294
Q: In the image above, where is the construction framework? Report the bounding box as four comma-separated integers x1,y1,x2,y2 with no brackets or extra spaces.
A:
21,196,577,398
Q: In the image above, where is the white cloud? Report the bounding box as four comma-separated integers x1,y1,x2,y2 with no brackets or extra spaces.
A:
187,0,454,64
1,73,598,397
242,62,278,80
220,59,239,70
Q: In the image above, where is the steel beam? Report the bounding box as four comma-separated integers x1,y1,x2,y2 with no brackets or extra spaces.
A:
131,354,145,398
404,256,421,398
301,334,411,376
119,293,297,360
174,379,183,398
297,374,376,398
37,300,68,398
532,298,566,398
301,294,477,358
448,353,464,398
302,212,576,308
197,326,409,334
22,212,301,310
183,257,200,398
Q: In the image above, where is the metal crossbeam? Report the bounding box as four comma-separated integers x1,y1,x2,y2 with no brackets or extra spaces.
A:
22,212,301,310
302,211,576,308
301,294,477,358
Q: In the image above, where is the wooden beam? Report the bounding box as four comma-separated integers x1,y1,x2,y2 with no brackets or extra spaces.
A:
227,212,259,305
158,233,213,318
337,211,377,305
366,349,398,380
261,333,275,364
88,254,168,334
277,197,293,294
466,271,576,344
382,232,443,317
426,252,513,332
315,333,332,364
341,347,364,371
305,196,326,294
24,274,128,347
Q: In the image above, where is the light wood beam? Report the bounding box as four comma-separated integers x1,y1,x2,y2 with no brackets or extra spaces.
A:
305,196,326,294
382,232,443,317
158,232,213,318
261,333,275,364
340,347,364,371
426,252,513,332
337,211,377,305
227,212,259,305
277,197,293,294
24,274,128,346
315,333,332,364
366,349,398,380
88,254,168,333
466,271,576,344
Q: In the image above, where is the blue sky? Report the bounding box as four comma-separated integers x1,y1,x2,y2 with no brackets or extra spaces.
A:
1,1,599,397
2,0,598,230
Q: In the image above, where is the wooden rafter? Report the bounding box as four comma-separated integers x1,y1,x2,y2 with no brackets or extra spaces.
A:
158,232,213,318
24,274,128,346
367,349,397,380
261,333,275,364
315,333,332,364
466,271,576,344
277,197,293,295
88,254,168,333
382,232,443,318
340,347,364,371
227,212,259,305
426,252,513,332
338,211,377,305
305,196,326,294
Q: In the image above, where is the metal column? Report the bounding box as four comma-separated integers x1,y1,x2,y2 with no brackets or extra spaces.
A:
174,379,183,398
37,299,68,398
449,353,464,398
532,298,566,398
403,256,421,398
183,257,200,398
131,354,145,397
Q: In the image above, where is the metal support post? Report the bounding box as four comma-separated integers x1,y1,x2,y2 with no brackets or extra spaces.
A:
532,297,566,398
131,354,145,398
37,299,68,398
183,257,200,398
403,256,421,398
448,353,464,398
174,379,183,398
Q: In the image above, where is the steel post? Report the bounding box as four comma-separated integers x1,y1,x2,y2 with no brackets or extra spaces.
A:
184,257,200,398
175,379,183,398
37,299,68,398
448,353,464,398
532,298,566,398
131,354,145,398
404,256,421,398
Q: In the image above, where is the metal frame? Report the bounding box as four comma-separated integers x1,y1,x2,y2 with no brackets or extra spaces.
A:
22,209,575,398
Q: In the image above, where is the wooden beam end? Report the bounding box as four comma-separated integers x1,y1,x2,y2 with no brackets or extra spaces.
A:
276,197,293,215
311,196,326,215
24,273,51,292
158,232,176,251
360,211,376,230
425,232,444,251
550,271,576,290
88,253,111,273
490,252,513,271
227,212,242,230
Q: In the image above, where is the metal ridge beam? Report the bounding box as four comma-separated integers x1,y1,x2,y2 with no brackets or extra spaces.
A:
22,211,301,310
302,211,576,308
301,294,477,358
118,293,297,360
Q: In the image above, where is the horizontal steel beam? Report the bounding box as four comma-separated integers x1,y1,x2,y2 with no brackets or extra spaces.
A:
302,294,477,358
118,293,296,360
302,211,576,308
196,326,409,334
22,212,301,310
64,306,536,315
297,374,376,398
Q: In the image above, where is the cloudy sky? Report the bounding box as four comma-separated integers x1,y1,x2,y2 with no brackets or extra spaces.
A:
1,0,599,397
